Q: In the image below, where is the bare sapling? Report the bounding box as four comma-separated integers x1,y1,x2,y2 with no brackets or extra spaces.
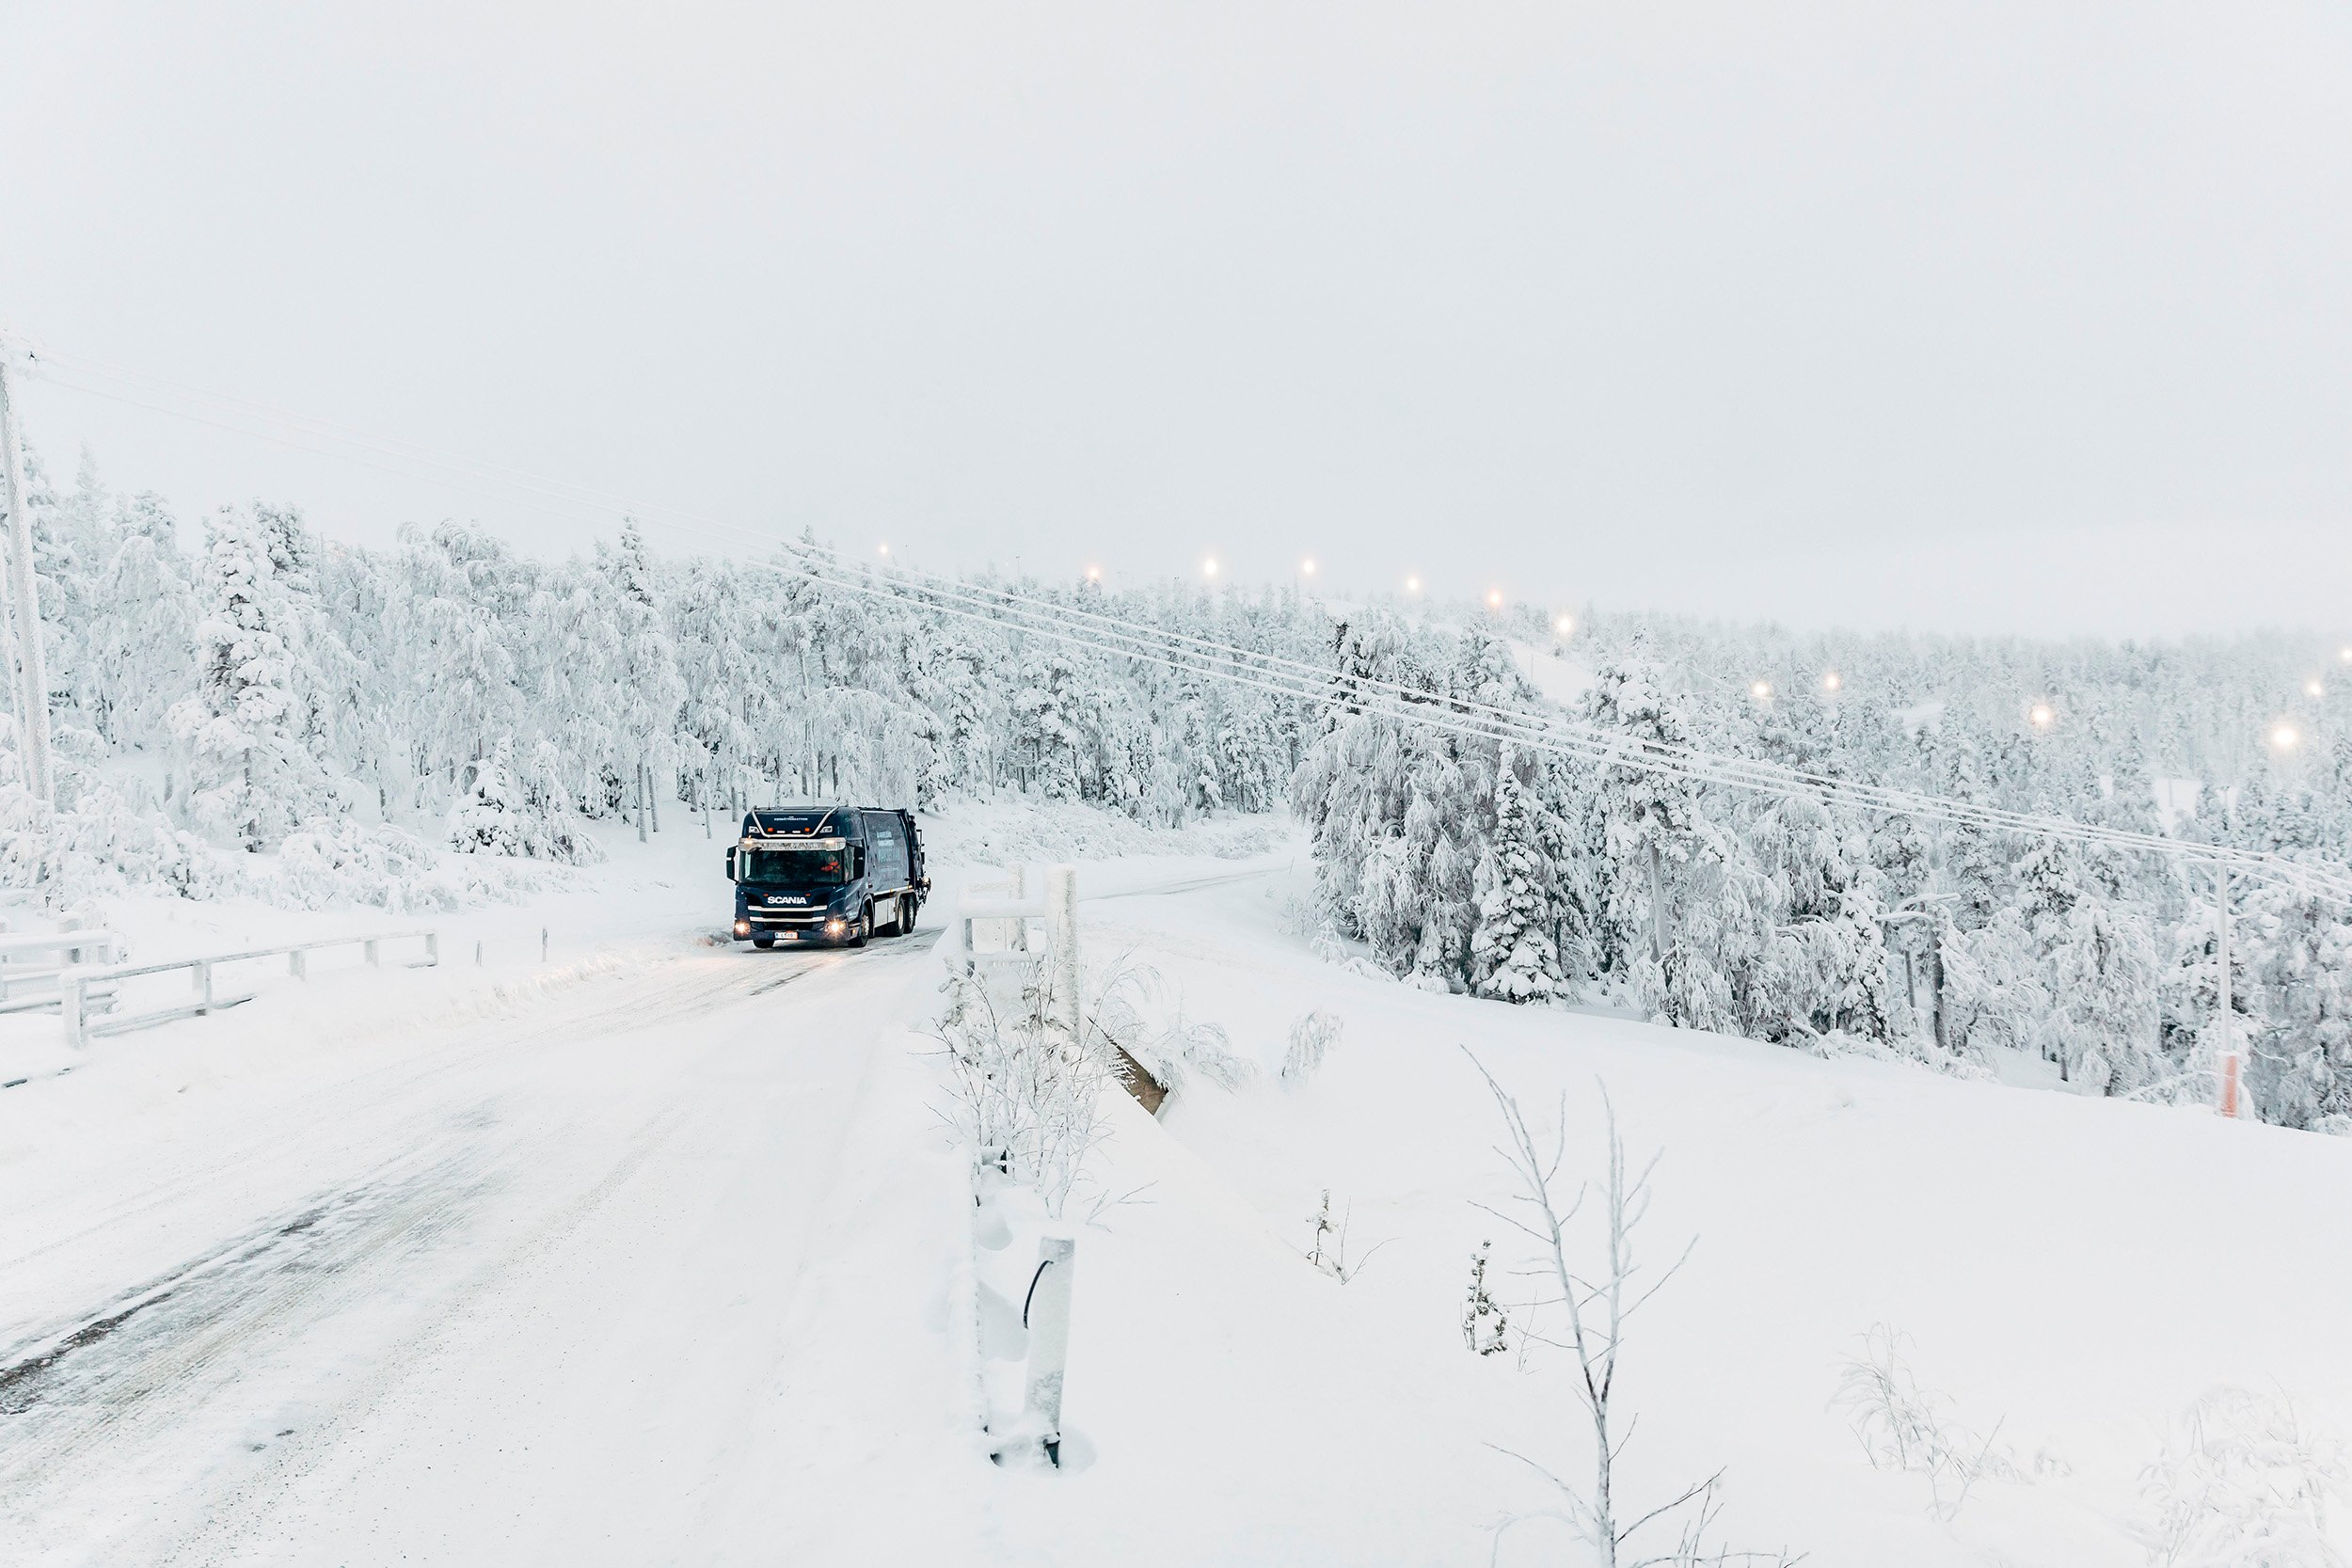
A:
1468,1051,1801,1568
1303,1188,1389,1283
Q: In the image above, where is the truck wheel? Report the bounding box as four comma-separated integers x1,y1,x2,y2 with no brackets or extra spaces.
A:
850,908,870,948
752,934,775,950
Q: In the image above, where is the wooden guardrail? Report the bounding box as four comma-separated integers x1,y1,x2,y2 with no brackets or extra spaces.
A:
0,930,123,1015
60,929,439,1048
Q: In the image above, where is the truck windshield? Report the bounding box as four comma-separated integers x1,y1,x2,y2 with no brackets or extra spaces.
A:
739,846,848,888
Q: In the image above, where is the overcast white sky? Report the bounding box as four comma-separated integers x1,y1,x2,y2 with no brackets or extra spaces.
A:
4,2,2348,635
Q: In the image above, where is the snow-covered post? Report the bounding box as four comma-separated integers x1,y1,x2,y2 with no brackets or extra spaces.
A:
1019,1235,1078,1467
1046,864,1080,1047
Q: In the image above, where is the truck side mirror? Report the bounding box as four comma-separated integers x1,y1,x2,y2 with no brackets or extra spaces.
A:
724,848,739,880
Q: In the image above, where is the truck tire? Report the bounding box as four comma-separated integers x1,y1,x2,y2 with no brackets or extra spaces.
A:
849,908,870,948
752,934,775,950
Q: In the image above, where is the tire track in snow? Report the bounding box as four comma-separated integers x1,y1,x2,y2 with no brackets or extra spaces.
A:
0,946,792,1297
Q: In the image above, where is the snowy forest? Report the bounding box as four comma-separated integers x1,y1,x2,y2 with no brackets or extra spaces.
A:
6,451,2351,1129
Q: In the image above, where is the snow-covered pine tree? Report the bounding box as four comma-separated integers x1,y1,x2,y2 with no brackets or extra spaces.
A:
1470,747,1563,1003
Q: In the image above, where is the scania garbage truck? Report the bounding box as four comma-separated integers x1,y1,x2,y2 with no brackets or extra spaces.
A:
725,804,929,949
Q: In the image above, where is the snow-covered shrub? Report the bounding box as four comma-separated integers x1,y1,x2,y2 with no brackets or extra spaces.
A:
1832,1325,2018,1521
1156,1006,1255,1091
932,961,1123,1219
1803,1028,1994,1083
1282,1009,1342,1085
0,768,221,907
447,739,605,865
257,817,567,911
266,818,446,911
2135,1388,2347,1568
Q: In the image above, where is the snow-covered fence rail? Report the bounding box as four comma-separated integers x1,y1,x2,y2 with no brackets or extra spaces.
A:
59,929,439,1048
0,930,123,1016
947,863,1048,974
946,865,1079,990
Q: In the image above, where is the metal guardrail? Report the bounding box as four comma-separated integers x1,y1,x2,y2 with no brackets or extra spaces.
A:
60,929,439,1048
0,930,123,1015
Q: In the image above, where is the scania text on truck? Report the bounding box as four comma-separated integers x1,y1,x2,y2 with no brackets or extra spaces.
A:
725,804,929,948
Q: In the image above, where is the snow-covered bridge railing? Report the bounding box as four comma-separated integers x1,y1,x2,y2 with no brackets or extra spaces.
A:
0,930,124,1016
59,929,440,1048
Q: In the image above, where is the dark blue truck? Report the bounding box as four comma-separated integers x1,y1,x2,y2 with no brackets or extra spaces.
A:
726,804,929,949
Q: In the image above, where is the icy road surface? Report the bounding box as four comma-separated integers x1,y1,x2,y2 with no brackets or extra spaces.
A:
0,932,976,1566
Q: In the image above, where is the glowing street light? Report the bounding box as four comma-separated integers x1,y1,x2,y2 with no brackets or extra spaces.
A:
1822,671,1843,692
1486,589,1504,610
2029,704,2056,730
1300,559,1316,577
1554,613,1575,637
877,543,890,557
2307,678,2327,699
1751,680,1772,701
1202,557,1219,578
1085,564,1101,582
1406,575,1422,594
2341,645,2352,665
2272,723,2301,751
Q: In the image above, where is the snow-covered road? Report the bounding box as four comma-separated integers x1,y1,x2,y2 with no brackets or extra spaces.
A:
2,930,974,1566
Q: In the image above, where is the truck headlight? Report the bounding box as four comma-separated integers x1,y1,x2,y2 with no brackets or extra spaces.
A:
733,920,752,937
826,918,846,933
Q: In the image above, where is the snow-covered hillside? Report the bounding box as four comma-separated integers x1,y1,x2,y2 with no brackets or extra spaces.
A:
8,819,2349,1565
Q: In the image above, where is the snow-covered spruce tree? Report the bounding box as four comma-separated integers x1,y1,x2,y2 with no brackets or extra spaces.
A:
1470,747,1564,1002
1576,641,1746,1029
446,739,531,857
2041,895,2163,1094
1745,790,1899,1045
2010,833,2163,1089
2242,883,2352,1130
1010,646,1089,800
1293,611,1457,978
166,505,347,851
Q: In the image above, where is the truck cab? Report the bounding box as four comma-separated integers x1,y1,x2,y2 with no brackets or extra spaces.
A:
726,803,928,949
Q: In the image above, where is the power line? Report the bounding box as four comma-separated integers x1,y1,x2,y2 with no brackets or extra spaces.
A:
15,332,2352,905
788,554,2352,905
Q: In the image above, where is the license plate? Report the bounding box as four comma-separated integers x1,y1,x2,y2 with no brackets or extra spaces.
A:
779,931,799,941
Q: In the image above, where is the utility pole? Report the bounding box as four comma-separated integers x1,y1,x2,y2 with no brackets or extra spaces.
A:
0,341,55,809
